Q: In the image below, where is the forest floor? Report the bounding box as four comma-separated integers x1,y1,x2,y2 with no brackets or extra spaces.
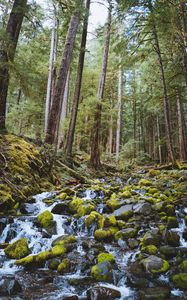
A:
0,134,187,300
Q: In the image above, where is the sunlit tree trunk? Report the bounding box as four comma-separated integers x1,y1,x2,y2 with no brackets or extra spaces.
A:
90,2,112,168
45,11,80,144
65,0,91,159
116,57,123,162
148,0,175,164
157,115,162,164
0,0,27,131
176,89,186,161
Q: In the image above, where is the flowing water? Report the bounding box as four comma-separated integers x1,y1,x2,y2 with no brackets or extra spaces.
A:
0,184,186,299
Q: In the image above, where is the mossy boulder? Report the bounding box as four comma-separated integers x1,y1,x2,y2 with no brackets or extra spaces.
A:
106,193,120,211
4,238,30,259
172,273,187,289
184,216,187,226
91,261,112,282
167,217,178,229
115,228,137,240
94,229,113,242
113,205,133,221
37,210,54,234
57,192,68,200
180,261,187,272
104,216,117,227
69,197,84,214
141,255,169,274
48,258,60,270
121,190,132,198
97,252,115,264
57,258,70,274
165,230,180,247
85,212,104,229
51,245,66,256
141,232,160,247
139,179,152,187
159,246,177,259
141,245,158,255
77,203,95,217
148,169,161,177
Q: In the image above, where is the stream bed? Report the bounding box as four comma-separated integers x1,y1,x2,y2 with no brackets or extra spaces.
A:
0,171,187,299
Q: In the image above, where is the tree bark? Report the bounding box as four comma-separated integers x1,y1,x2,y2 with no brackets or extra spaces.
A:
90,2,112,168
116,57,123,162
148,0,175,164
45,14,57,133
65,0,91,159
0,0,27,131
176,89,186,161
179,2,187,87
45,11,80,144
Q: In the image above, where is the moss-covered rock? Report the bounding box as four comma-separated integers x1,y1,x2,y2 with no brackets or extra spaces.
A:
51,245,66,256
115,228,137,240
37,210,53,230
121,190,132,198
104,216,117,227
85,212,104,229
141,245,158,255
77,203,95,217
91,261,112,282
167,216,178,229
184,216,187,226
139,179,152,187
48,258,60,270
69,197,84,214
4,238,30,259
57,258,70,274
97,252,115,264
180,261,187,272
141,232,160,247
141,255,169,274
58,192,67,200
148,169,161,177
94,229,113,242
172,273,187,289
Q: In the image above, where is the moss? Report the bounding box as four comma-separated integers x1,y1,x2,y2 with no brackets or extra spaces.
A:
148,188,159,195
119,210,133,221
37,210,53,229
51,245,66,256
149,169,161,177
180,261,187,272
151,260,169,274
172,273,187,289
106,193,120,211
159,224,166,234
97,253,115,264
91,263,112,282
167,216,178,229
69,197,84,213
35,251,52,262
85,212,104,229
52,235,77,248
139,179,152,186
48,259,60,270
15,255,34,266
104,216,117,227
77,204,95,217
57,258,70,273
58,192,67,200
184,216,187,226
4,238,30,259
115,228,137,240
121,190,131,198
117,220,126,229
141,245,158,255
94,229,113,242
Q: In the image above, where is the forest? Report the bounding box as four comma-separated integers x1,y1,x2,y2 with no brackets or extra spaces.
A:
0,0,187,299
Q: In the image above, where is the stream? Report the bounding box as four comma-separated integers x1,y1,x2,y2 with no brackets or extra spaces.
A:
0,175,187,299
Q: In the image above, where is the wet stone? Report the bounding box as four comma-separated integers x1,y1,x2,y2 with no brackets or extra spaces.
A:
87,286,121,300
0,277,22,296
133,202,152,215
51,203,69,215
139,287,170,300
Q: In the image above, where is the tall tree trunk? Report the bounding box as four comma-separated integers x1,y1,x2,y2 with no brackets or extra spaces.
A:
116,57,123,162
65,0,91,159
148,0,175,164
179,2,187,87
45,11,80,144
45,14,57,133
90,2,112,168
0,0,27,131
157,115,162,164
176,89,186,161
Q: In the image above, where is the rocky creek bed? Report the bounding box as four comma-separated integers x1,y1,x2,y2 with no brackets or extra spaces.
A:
0,168,187,299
